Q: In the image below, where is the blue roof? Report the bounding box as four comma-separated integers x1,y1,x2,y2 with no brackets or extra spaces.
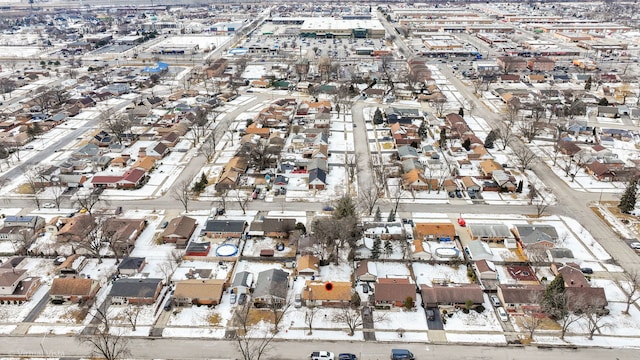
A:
5,216,35,222
142,62,169,73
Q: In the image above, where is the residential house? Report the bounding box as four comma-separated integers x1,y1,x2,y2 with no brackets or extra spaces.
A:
415,223,456,242
420,284,484,307
55,255,88,276
355,260,377,283
253,268,289,308
469,223,510,242
201,220,246,238
56,215,95,243
103,218,147,254
73,143,101,158
461,176,481,193
386,107,422,125
49,277,100,304
0,268,27,296
546,248,575,263
185,242,211,257
161,216,197,248
139,141,169,159
496,284,544,312
513,224,558,249
474,259,498,280
466,240,494,261
110,278,164,305
173,279,225,306
302,280,352,307
527,57,555,71
557,139,582,157
584,160,618,182
402,169,436,191
308,168,327,190
492,170,516,192
397,145,418,161
230,271,253,295
479,160,504,176
374,277,416,309
297,254,320,277
117,257,146,276
131,157,156,172
3,216,45,230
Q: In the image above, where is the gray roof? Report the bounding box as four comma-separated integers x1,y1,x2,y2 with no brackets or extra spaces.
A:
253,268,289,300
547,248,574,259
515,224,558,244
203,220,246,233
117,257,145,270
398,145,418,158
232,271,252,288
469,224,512,239
109,278,162,298
467,240,493,261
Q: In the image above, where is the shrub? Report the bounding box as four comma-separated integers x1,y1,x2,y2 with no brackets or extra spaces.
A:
474,305,485,313
462,308,470,314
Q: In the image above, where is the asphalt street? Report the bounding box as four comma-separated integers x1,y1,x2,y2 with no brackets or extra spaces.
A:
0,336,635,360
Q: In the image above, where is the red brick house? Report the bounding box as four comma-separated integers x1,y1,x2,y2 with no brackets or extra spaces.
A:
374,277,416,309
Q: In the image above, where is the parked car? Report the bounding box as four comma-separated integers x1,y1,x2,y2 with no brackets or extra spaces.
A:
497,306,509,322
455,190,463,198
390,349,415,360
362,283,370,293
581,267,594,274
160,221,169,229
490,295,501,307
630,242,640,250
238,293,247,305
448,192,455,198
338,354,357,360
310,351,335,360
163,298,173,311
43,203,55,208
426,309,435,321
53,256,66,265
230,293,237,304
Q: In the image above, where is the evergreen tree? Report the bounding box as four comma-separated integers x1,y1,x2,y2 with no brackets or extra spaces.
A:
462,138,472,151
458,107,464,117
439,128,447,149
373,107,384,125
418,121,428,138
516,180,524,193
584,76,592,91
374,207,382,222
384,240,393,257
598,97,609,106
371,238,382,259
333,194,357,220
541,275,567,320
484,130,497,149
387,209,395,222
619,178,638,214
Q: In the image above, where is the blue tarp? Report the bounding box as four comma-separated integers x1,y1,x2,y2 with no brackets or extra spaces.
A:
142,62,169,73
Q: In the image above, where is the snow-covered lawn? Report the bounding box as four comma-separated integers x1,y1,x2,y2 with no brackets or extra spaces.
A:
442,305,502,332
413,263,469,285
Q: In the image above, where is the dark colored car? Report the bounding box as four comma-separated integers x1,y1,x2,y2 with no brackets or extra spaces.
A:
339,354,357,360
581,267,594,274
238,293,247,305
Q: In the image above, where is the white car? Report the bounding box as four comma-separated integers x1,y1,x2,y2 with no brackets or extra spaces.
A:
630,242,640,250
490,295,501,307
310,351,335,360
497,307,509,322
43,203,55,208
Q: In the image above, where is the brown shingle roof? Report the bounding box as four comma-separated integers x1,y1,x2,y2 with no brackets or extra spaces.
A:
420,284,484,305
50,277,98,296
375,278,415,303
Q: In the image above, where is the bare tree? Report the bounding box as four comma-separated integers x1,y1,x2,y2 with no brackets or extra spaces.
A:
345,154,358,186
534,199,549,218
73,189,103,216
124,305,142,332
430,94,448,118
234,190,249,215
105,114,132,145
513,146,537,171
518,120,542,143
201,134,218,163
23,166,46,210
78,215,103,263
171,178,193,212
520,309,543,342
268,298,292,333
51,185,66,210
559,311,583,340
583,305,609,340
304,305,319,335
620,269,640,315
495,123,515,151
332,304,363,336
358,184,380,216
234,302,277,360
79,304,131,360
